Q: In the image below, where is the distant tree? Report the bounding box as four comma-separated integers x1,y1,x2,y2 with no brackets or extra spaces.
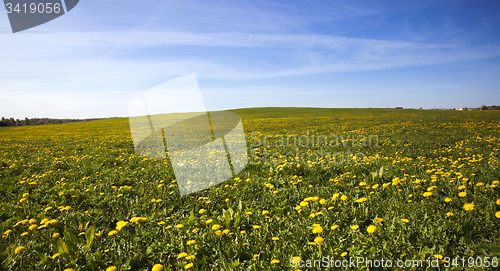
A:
16,119,20,126
0,117,7,127
24,117,31,126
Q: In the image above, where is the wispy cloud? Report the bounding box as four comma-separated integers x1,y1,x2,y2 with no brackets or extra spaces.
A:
2,31,499,81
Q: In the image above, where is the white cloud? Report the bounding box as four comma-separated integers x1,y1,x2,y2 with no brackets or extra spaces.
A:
2,32,499,81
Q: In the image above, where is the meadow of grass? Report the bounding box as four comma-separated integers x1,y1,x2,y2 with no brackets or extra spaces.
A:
0,107,499,270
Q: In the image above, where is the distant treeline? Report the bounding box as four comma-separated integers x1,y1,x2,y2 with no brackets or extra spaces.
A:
0,117,107,127
480,105,500,110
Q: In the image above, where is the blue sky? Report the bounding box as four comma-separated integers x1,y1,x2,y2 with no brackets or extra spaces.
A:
0,0,499,118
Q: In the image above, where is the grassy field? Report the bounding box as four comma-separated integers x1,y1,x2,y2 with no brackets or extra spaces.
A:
0,108,499,270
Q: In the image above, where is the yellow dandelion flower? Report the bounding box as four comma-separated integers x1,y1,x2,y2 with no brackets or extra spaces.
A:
312,226,323,234
14,246,24,254
262,210,269,215
2,229,12,238
106,267,117,271
341,252,348,257
447,212,453,216
152,263,164,271
240,230,246,234
272,237,279,241
178,252,188,258
165,226,172,230
331,225,339,230
116,221,129,231
496,199,500,205
198,209,206,214
205,219,213,224
374,218,384,223
445,198,451,202
367,225,377,233
459,192,466,197
496,211,500,218
52,233,60,239
351,225,359,230
20,232,28,236
211,224,221,230
253,225,261,229
175,224,184,229
401,219,410,223
271,259,280,264
423,192,433,197
341,195,348,201
51,253,60,259
185,255,195,260
46,219,58,226
463,203,474,211
108,230,118,236
215,230,223,236
187,240,196,245
356,197,368,203
130,217,147,224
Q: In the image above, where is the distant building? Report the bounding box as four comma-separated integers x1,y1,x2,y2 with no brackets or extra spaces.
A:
457,107,464,111
395,107,403,109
